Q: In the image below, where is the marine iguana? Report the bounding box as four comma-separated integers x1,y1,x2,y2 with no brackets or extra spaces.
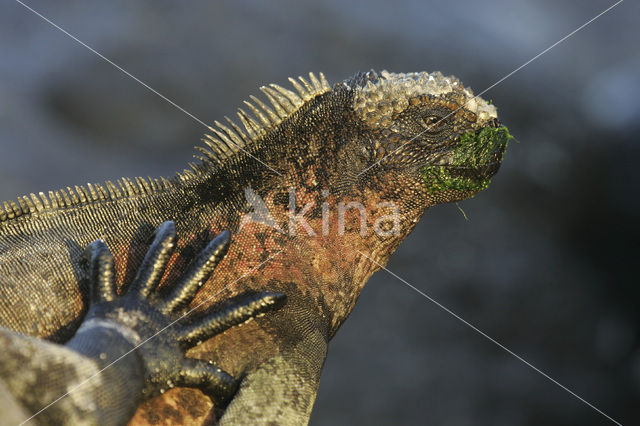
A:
0,70,510,424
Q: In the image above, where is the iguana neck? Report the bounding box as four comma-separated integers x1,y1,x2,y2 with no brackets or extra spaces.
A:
167,90,371,335
169,91,423,337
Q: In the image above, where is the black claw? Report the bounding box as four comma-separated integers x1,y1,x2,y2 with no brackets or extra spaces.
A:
177,359,238,406
132,221,176,298
160,230,231,314
177,292,286,348
86,240,117,303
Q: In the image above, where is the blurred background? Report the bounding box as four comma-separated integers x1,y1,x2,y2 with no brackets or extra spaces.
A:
0,1,637,424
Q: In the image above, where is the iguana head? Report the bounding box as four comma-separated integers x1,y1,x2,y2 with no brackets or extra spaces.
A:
321,70,512,315
348,70,510,207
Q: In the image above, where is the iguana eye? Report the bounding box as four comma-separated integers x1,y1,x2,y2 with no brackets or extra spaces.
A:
420,115,444,131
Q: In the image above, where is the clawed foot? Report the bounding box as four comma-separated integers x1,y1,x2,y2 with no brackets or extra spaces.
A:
83,221,285,406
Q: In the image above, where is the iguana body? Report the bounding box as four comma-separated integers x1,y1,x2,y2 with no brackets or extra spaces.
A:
0,70,509,424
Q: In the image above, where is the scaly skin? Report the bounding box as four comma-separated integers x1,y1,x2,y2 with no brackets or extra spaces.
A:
0,221,285,424
0,70,509,424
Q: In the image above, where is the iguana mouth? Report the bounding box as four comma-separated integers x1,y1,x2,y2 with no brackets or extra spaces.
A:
443,160,502,181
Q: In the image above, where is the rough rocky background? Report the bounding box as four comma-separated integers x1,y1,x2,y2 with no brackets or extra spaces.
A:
1,1,638,425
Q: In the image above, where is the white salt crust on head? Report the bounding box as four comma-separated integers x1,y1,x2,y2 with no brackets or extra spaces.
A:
353,70,498,127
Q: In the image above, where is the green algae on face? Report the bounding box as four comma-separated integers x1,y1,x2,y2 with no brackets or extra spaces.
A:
422,126,511,193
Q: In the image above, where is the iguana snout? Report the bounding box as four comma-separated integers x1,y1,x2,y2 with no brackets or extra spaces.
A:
422,120,511,196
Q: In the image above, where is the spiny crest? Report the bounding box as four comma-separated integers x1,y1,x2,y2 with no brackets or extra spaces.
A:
0,177,173,223
1,73,331,223
353,70,497,128
195,72,330,165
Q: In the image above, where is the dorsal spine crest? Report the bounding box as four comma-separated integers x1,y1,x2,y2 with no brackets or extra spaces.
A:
197,72,330,166
1,72,330,223
0,177,174,223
